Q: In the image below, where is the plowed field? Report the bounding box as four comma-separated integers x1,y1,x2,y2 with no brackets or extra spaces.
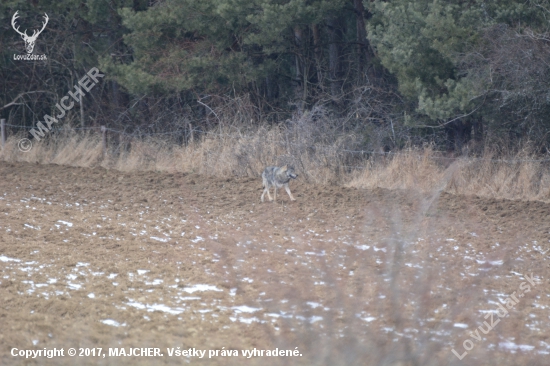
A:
1,161,549,365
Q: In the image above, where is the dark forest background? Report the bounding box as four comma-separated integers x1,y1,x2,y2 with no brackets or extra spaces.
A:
2,0,550,153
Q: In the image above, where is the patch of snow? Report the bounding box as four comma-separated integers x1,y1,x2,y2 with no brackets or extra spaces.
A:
150,236,169,242
305,251,326,256
499,342,535,352
236,317,260,324
182,284,223,294
232,305,262,313
126,300,185,315
360,316,376,322
101,319,125,327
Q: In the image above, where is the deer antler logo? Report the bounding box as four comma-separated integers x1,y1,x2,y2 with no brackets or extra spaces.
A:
11,11,49,54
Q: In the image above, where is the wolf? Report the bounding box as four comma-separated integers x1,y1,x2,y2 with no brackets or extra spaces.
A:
261,165,298,202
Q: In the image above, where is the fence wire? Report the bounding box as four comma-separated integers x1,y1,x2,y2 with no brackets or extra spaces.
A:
3,123,550,164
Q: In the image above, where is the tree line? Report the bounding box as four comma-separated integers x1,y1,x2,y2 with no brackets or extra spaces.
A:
2,0,550,152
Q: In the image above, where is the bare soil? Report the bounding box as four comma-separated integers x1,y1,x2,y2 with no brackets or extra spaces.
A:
1,161,549,365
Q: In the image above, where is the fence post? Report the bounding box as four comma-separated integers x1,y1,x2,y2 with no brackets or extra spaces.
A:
101,125,107,157
0,119,5,150
119,133,126,154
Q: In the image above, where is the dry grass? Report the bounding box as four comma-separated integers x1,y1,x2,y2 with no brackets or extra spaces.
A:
1,126,550,202
347,147,550,202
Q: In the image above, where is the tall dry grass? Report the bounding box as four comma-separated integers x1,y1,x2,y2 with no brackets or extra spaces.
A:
346,147,550,202
1,124,550,202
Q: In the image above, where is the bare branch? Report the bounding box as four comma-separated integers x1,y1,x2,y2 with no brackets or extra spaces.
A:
0,91,52,111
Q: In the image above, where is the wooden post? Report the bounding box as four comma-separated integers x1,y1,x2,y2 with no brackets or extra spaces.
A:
101,125,107,157
119,133,127,154
79,95,85,128
0,119,5,150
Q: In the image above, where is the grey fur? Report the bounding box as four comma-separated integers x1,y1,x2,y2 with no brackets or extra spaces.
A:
261,165,298,202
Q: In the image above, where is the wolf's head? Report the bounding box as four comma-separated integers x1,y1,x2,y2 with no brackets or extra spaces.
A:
282,165,298,179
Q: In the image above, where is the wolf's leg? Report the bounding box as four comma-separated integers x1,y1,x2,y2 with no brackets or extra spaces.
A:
285,184,296,201
266,186,273,201
273,187,277,202
261,188,267,202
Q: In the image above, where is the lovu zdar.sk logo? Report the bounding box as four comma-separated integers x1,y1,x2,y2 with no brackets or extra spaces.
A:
12,10,48,60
